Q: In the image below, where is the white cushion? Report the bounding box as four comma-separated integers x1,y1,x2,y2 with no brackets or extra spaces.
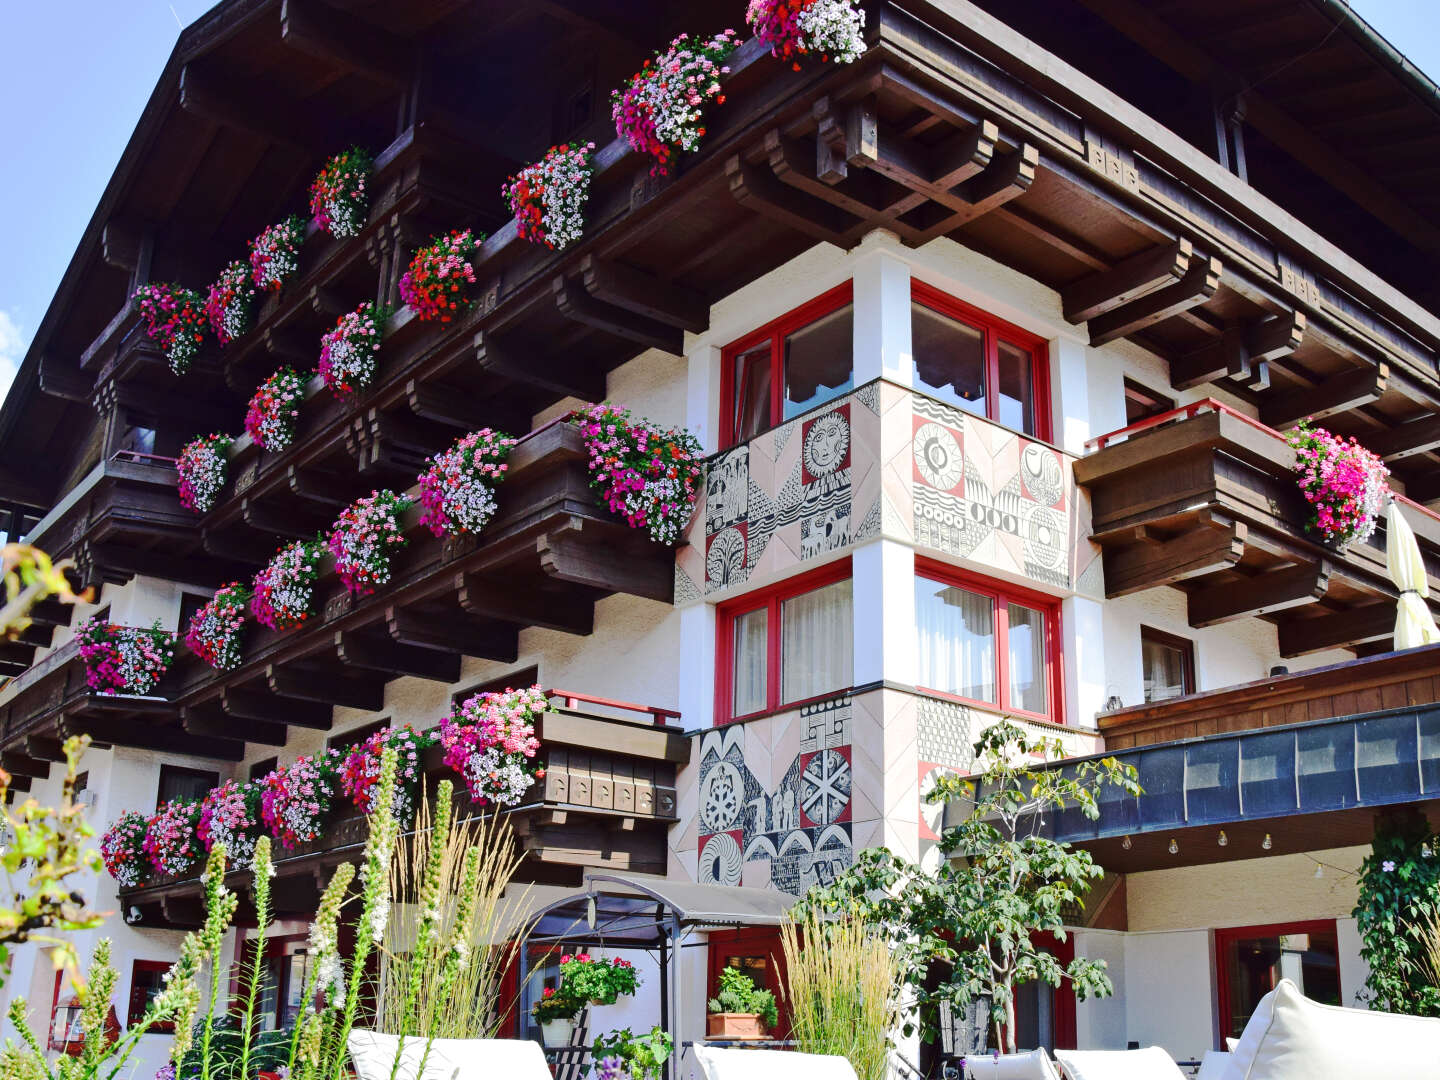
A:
1054,1046,1186,1080
1194,1051,1231,1080
1222,979,1440,1080
347,1031,551,1080
963,1048,1061,1079
692,1045,859,1080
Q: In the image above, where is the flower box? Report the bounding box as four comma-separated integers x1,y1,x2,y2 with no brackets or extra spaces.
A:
706,1013,767,1040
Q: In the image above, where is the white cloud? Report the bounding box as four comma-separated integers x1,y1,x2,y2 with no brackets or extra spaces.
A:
0,310,28,403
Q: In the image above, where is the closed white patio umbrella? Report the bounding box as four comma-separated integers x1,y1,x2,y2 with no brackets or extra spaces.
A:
1386,499,1440,649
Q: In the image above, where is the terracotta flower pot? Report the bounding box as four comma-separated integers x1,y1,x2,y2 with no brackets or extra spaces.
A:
707,1012,767,1040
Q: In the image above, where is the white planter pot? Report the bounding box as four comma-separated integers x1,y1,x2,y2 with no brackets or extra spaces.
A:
541,1018,578,1047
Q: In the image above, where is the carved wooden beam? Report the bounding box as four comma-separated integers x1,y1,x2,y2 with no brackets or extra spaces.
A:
279,0,412,87
286,466,352,510
1277,604,1394,657
553,277,685,355
578,256,709,333
1260,362,1389,430
242,496,331,540
38,353,93,404
1170,311,1305,391
726,154,856,246
384,606,518,662
63,716,244,761
457,574,594,636
404,380,491,431
22,736,67,763
28,599,73,628
1087,255,1223,347
1187,563,1331,628
335,631,461,683
0,752,49,780
183,704,288,747
1365,414,1440,462
474,331,606,402
178,65,330,149
223,687,333,730
1103,514,1246,597
763,126,921,245
911,143,1039,242
538,524,672,603
1063,240,1193,324
266,664,386,712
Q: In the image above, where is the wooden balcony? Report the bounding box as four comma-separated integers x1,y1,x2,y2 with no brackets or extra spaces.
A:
1074,400,1440,656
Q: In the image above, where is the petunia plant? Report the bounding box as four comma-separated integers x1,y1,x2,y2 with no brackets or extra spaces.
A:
746,0,867,68
309,146,373,239
75,614,176,695
328,489,411,595
503,141,596,251
251,538,326,630
398,230,485,322
197,779,263,871
143,800,205,877
134,282,208,375
259,749,343,849
572,403,703,545
184,582,250,672
416,427,515,537
245,366,310,451
340,724,434,823
438,684,546,807
177,433,232,514
318,300,389,396
204,259,257,347
612,29,739,174
1286,420,1390,548
250,214,307,292
100,809,151,890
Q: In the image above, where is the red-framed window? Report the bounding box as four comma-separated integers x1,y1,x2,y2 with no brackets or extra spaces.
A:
720,283,855,448
716,560,853,725
708,928,792,1038
1215,919,1340,1044
128,960,178,1031
914,559,1063,724
911,280,1052,441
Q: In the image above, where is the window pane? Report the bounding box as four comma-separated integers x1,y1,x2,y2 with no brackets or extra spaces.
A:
1220,927,1339,1039
157,766,218,809
997,339,1036,435
915,578,995,703
733,343,772,443
732,607,769,716
781,579,853,703
1007,603,1047,715
912,302,986,418
783,305,854,420
1143,635,1190,702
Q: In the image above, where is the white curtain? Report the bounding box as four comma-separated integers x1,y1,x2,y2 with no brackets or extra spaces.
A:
1007,602,1047,714
732,607,769,716
915,579,995,703
781,579,853,703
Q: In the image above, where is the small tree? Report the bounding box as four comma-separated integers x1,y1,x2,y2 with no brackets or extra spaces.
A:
802,719,1140,1053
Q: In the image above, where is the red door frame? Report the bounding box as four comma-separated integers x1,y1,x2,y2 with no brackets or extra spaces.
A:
1213,918,1339,1044
708,927,793,1038
1008,932,1076,1052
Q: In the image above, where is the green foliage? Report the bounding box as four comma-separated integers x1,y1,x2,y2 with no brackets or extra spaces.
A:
1352,807,1440,1016
592,1026,673,1080
799,719,1140,1053
562,955,640,1006
176,1018,292,1079
706,967,778,1029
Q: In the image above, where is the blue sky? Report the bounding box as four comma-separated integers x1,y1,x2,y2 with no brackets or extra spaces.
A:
0,0,1436,398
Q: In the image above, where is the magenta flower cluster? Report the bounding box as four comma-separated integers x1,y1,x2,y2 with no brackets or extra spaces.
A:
398,229,483,323
259,749,343,849
204,259,256,347
1286,420,1390,547
745,0,866,67
101,810,150,889
611,29,738,174
417,428,515,537
502,141,596,251
341,724,433,821
184,582,250,672
133,281,207,375
328,489,412,595
176,433,232,514
249,214,307,292
572,403,703,545
251,538,325,630
318,300,388,396
142,800,205,877
197,779,262,869
439,685,547,807
76,614,176,696
244,366,309,451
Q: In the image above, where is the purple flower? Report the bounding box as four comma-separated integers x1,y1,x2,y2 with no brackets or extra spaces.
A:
1382,859,1396,872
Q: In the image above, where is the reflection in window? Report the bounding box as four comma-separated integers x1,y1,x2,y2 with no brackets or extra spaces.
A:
916,579,995,703
913,302,986,418
1141,627,1194,702
780,578,854,705
731,607,769,718
1007,602,1047,715
783,305,854,419
1218,925,1339,1040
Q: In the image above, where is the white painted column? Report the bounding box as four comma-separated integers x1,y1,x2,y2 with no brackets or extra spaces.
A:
1064,594,1108,730
851,231,913,388
1050,336,1092,457
851,539,916,688
685,342,722,455
677,603,717,729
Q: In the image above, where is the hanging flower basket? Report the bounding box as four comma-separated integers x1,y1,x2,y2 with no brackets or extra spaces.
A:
439,684,547,807
571,404,703,545
143,800,204,877
251,538,326,631
340,724,433,822
176,433,232,514
76,615,176,695
417,428,515,537
559,954,640,1006
259,749,342,849
328,489,412,595
1286,420,1391,548
197,779,263,870
310,145,374,239
133,282,207,375
611,29,739,174
503,141,597,251
250,214,307,292
745,0,867,68
318,301,389,396
204,259,257,346
245,367,310,451
101,810,150,888
184,582,250,672
398,230,485,322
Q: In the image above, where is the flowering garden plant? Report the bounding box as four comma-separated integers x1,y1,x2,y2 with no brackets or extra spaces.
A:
611,29,739,174
340,724,434,821
259,749,342,849
503,141,596,251
251,538,325,630
398,229,484,322
143,800,204,877
204,259,257,346
309,145,373,239
184,582,250,672
417,428,515,537
133,282,207,375
1286,420,1390,547
745,0,867,67
197,779,262,870
245,366,309,451
318,300,389,395
101,810,150,889
328,489,412,595
531,984,584,1024
438,684,547,807
76,615,176,695
559,953,640,1005
572,404,703,545
249,214,307,292
177,432,232,514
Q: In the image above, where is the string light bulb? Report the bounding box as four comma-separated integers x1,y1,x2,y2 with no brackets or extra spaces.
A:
1168,837,1179,855
1217,830,1228,847
1121,835,1132,850
1262,833,1273,851
1314,863,1324,879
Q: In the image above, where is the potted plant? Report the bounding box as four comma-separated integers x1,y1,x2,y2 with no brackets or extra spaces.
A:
559,953,640,1006
532,984,583,1047
593,1026,673,1080
706,966,778,1040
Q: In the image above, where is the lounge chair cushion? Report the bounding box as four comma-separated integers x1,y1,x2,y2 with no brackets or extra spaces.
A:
347,1030,552,1080
692,1044,859,1080
1222,979,1440,1080
1053,1046,1186,1080
1194,1052,1231,1080
962,1048,1061,1078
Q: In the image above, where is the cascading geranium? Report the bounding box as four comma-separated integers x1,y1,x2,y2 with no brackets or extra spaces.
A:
251,538,325,631
1286,420,1391,547
197,779,262,870
328,489,411,595
318,300,388,396
572,403,703,545
184,582,250,672
611,29,739,174
259,749,342,849
75,614,176,695
245,366,309,451
745,0,867,68
309,146,373,239
101,810,150,888
249,214,307,292
503,141,596,251
204,259,257,346
143,800,204,877
340,724,432,822
398,230,484,322
176,432,231,514
133,282,207,375
438,684,547,807
416,428,515,537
